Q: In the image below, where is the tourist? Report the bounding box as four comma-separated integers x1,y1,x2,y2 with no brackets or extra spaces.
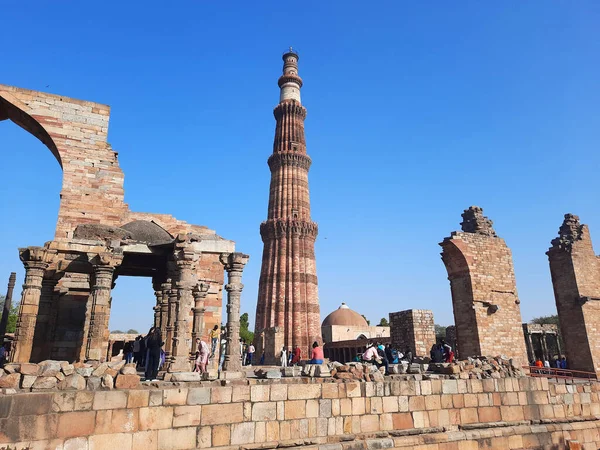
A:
376,342,390,375
402,348,413,363
560,356,568,369
139,333,147,368
144,327,164,382
210,325,220,357
123,341,134,364
0,343,7,368
430,342,444,363
543,359,551,369
195,338,210,373
133,336,141,364
259,352,265,365
385,344,395,364
218,334,227,371
291,346,302,365
280,346,288,367
247,342,255,366
310,341,324,364
288,349,293,366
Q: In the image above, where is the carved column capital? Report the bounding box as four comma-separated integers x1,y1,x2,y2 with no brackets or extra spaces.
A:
193,282,210,300
220,252,250,273
19,246,57,271
87,251,124,271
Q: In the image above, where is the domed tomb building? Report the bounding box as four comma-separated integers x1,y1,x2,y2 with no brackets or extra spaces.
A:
321,303,390,344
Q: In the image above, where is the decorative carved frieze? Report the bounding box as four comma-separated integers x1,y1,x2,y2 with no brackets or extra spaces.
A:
267,152,312,171
260,218,319,241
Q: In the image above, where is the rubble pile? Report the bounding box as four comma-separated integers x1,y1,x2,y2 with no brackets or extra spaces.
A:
0,359,141,392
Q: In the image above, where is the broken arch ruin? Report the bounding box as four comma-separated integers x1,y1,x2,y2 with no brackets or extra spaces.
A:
0,84,247,370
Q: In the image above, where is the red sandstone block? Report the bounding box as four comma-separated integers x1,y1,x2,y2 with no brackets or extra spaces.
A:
477,406,501,423
57,411,95,438
392,412,414,430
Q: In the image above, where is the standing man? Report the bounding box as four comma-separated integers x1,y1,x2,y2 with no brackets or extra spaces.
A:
210,325,220,357
247,342,255,366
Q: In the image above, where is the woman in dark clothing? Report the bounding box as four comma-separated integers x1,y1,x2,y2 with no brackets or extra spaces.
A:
144,327,164,381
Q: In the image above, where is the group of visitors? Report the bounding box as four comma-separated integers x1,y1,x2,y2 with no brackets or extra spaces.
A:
122,327,165,382
430,339,454,363
533,355,568,370
361,342,413,375
278,345,303,367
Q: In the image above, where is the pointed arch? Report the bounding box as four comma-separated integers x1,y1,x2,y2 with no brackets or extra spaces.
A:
0,93,62,168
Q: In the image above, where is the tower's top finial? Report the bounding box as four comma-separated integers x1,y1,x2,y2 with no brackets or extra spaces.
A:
278,48,302,103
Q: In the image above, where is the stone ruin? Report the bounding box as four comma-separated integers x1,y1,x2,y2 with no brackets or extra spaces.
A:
440,206,528,365
0,84,248,373
547,214,600,374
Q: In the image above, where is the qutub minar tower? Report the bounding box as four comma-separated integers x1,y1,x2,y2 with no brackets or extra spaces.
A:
255,48,322,358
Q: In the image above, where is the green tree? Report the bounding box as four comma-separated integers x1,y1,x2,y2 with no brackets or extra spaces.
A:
530,315,559,326
378,317,389,327
111,329,125,334
0,295,19,334
126,329,139,334
361,314,370,326
239,312,254,343
434,324,447,339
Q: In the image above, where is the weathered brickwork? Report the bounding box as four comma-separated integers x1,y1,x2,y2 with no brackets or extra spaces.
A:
1,84,239,367
1,378,599,449
547,214,600,374
389,309,436,357
255,50,322,359
440,207,527,364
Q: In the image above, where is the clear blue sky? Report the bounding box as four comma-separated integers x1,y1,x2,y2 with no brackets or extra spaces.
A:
1,2,599,333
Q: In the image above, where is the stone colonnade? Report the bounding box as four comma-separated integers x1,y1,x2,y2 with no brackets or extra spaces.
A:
11,239,249,374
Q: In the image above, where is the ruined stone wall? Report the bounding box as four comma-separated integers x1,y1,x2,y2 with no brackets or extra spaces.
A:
440,207,528,364
389,309,436,357
0,84,221,241
1,377,600,449
548,214,600,374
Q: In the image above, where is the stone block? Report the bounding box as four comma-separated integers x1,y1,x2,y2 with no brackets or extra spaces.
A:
202,369,218,380
20,363,40,375
39,360,62,377
306,399,319,417
32,376,58,390
64,437,89,450
93,391,128,410
231,422,255,445
74,391,95,411
87,377,102,390
251,385,270,402
170,372,201,382
132,430,158,450
57,411,96,438
60,374,87,391
0,373,21,389
392,412,413,430
92,363,109,377
201,402,243,425
164,388,188,406
139,406,174,430
88,432,133,450
76,367,94,377
61,362,75,376
197,426,212,448
285,400,306,419
101,374,113,390
22,375,37,389
157,426,197,449
211,386,232,403
187,387,211,405
315,364,331,377
173,405,201,427
252,402,277,421
212,424,230,446
115,374,140,389
288,383,321,400
128,390,150,408
270,384,287,401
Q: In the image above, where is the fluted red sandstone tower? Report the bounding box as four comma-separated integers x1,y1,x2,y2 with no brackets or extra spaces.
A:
255,49,321,358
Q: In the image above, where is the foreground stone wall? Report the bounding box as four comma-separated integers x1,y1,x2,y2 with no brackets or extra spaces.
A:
1,377,599,449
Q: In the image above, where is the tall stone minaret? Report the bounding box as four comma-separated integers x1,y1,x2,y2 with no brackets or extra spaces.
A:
255,48,321,359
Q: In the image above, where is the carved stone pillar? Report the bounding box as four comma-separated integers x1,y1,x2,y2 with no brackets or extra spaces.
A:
191,282,210,351
32,277,59,362
169,236,199,372
220,252,249,372
12,247,56,363
153,284,162,329
165,283,177,359
86,252,123,361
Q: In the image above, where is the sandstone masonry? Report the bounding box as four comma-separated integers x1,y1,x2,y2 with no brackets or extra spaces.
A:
389,309,436,357
440,206,528,364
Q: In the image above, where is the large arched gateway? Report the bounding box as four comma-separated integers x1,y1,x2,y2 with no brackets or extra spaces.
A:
0,84,247,371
